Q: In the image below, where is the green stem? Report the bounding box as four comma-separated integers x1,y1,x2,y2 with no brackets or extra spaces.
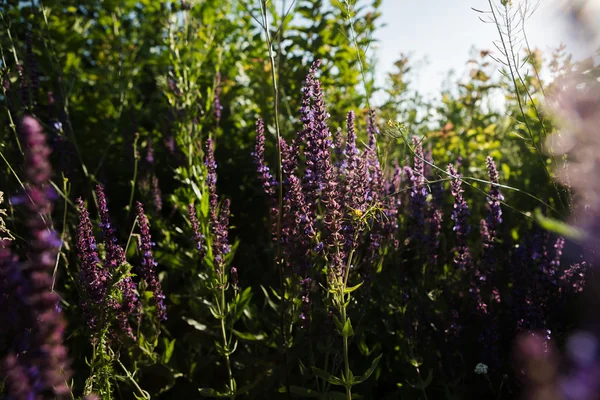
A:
218,273,235,398
341,305,351,400
116,357,150,399
126,133,140,219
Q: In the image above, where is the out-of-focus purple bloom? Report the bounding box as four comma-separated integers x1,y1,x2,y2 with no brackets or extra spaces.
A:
561,261,588,294
448,164,470,270
76,197,110,335
136,202,166,322
546,75,600,250
0,116,71,399
559,330,600,400
152,175,163,212
25,32,39,104
146,139,155,164
164,135,176,155
96,184,139,340
214,73,223,123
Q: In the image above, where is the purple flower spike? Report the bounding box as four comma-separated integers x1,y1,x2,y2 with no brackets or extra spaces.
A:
76,197,110,334
136,202,166,322
205,137,219,226
408,137,429,243
212,198,232,275
448,163,470,270
214,73,223,123
484,156,503,242
0,116,72,399
96,184,139,340
253,118,279,240
189,203,206,259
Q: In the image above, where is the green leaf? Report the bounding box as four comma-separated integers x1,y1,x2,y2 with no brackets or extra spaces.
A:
534,208,584,240
312,366,345,386
260,285,279,312
342,318,354,338
232,329,265,341
344,281,364,294
332,315,344,333
162,338,176,364
354,354,383,384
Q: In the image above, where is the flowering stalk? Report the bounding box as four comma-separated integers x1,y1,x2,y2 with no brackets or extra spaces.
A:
96,184,139,340
136,201,167,322
200,139,239,398
448,164,470,271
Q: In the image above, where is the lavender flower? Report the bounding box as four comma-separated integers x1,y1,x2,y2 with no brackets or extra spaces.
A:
408,138,429,243
189,203,205,259
302,61,334,209
253,119,277,200
212,198,231,275
253,118,279,240
205,137,219,226
1,116,71,399
152,175,163,212
365,110,383,201
96,184,139,340
484,156,503,245
448,164,470,270
308,67,344,274
76,197,110,334
136,202,166,321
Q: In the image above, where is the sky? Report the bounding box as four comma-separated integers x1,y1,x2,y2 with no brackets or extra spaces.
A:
373,0,594,100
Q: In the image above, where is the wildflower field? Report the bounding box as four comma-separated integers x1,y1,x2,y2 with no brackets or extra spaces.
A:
0,1,599,399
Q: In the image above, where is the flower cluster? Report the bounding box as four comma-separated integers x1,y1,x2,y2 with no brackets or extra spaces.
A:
95,185,140,340
254,61,398,324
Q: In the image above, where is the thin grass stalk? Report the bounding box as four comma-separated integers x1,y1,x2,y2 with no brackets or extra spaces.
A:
126,133,140,220
341,0,372,110
259,1,290,396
